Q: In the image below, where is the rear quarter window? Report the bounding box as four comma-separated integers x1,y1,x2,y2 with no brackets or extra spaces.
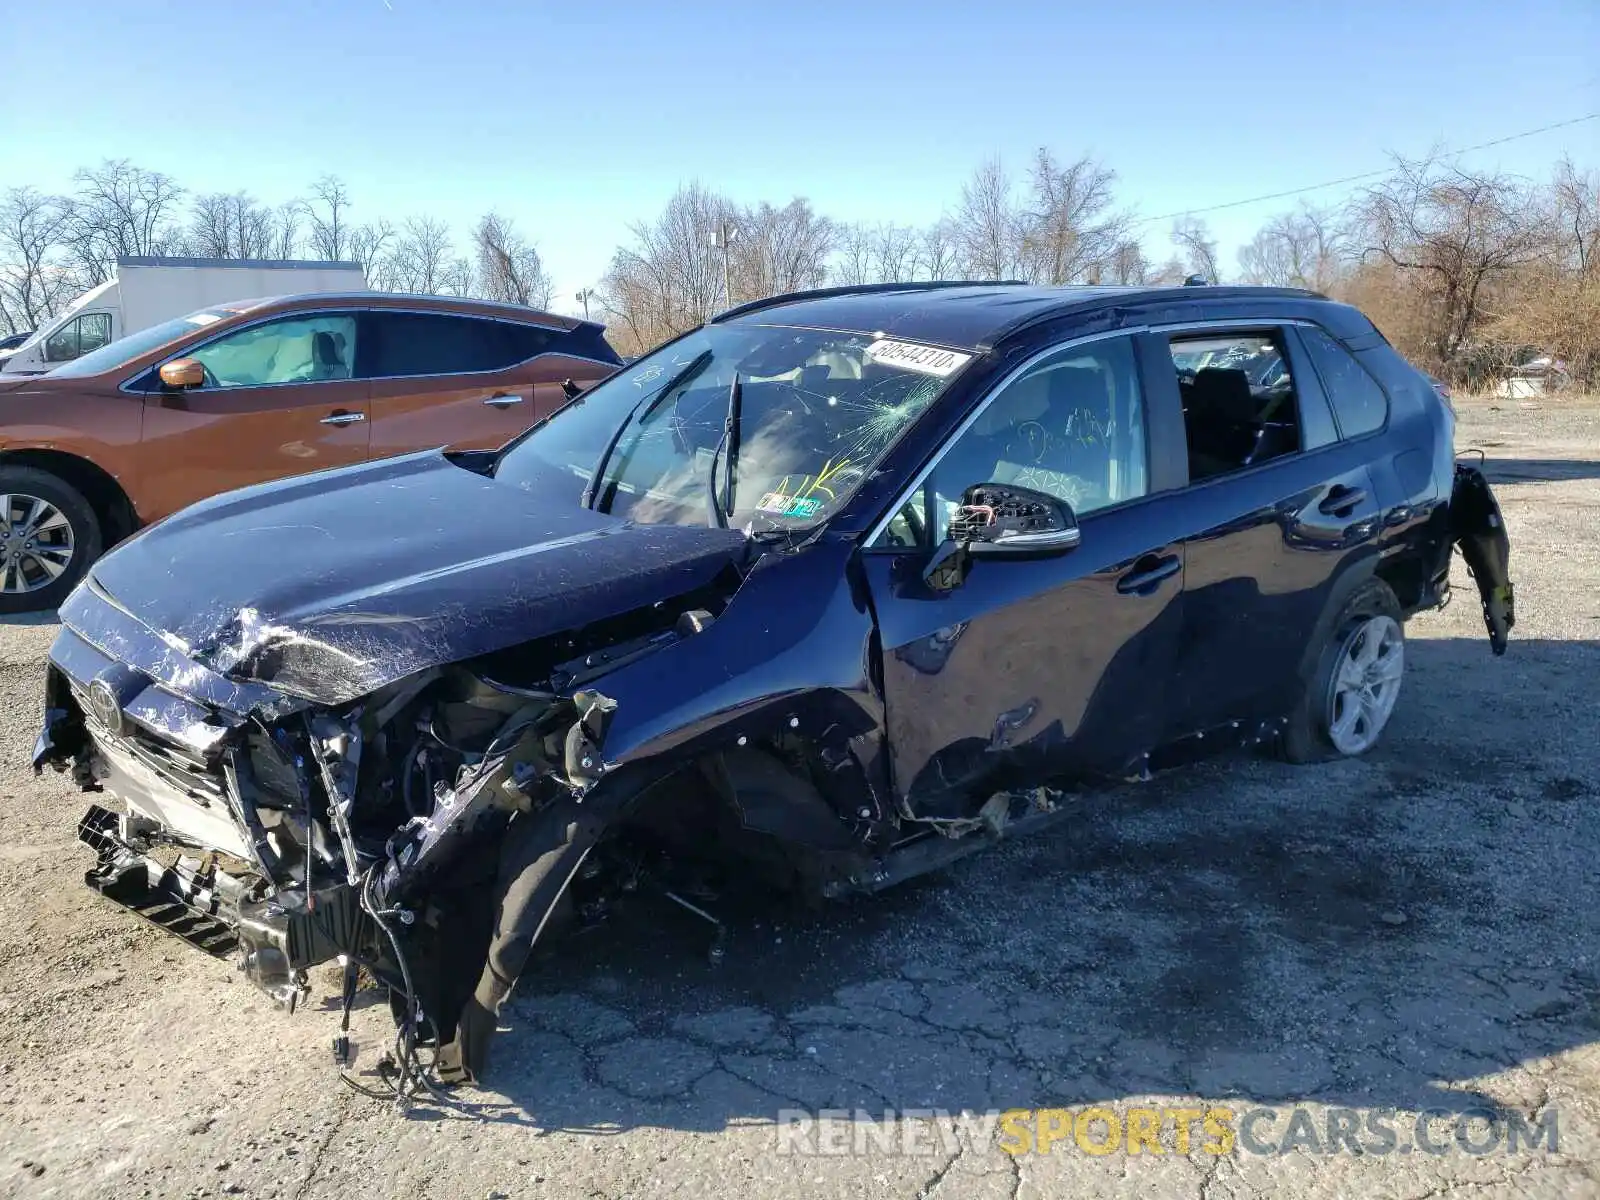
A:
1300,326,1389,438
360,312,556,377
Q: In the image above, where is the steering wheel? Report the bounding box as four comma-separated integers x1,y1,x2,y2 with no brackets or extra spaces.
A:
199,363,221,389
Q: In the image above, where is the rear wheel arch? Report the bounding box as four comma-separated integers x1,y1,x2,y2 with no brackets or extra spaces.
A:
1282,574,1404,762
1292,553,1383,690
1375,553,1428,614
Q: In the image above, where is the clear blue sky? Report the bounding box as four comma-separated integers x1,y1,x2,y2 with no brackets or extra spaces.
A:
2,0,1596,313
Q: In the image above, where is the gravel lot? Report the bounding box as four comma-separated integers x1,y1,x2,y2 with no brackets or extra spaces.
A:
1,396,1597,1200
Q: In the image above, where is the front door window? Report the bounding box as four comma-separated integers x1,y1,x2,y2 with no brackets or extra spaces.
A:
43,313,113,363
185,314,357,388
873,335,1148,547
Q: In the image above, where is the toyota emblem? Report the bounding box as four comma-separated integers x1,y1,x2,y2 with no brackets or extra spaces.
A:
86,678,124,736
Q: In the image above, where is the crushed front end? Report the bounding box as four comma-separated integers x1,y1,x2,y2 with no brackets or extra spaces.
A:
32,566,758,1097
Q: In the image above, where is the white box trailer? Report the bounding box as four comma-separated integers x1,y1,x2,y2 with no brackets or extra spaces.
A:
0,256,367,375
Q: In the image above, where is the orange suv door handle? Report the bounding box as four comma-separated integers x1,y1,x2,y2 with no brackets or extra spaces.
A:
320,410,366,426
483,393,525,409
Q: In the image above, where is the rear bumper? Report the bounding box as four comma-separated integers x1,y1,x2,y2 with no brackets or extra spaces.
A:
1451,463,1515,655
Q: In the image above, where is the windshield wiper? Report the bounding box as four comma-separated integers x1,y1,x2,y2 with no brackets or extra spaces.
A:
707,373,742,529
583,349,713,511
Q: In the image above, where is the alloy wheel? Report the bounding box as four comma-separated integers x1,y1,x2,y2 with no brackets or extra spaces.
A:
0,493,76,594
1325,614,1404,755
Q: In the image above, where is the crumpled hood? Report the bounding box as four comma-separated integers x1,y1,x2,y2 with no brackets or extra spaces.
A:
81,450,749,706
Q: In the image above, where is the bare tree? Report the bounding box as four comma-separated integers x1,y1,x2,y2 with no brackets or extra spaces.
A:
955,158,1021,279
388,216,453,293
0,188,77,332
305,175,354,261
1486,159,1600,386
1358,155,1551,365
831,222,877,286
61,160,184,283
349,219,395,286
1237,203,1348,290
1550,157,1598,272
600,183,733,354
731,199,834,298
439,257,477,298
473,212,554,308
269,202,301,259
1170,217,1220,283
1018,149,1127,284
922,219,961,280
1147,255,1191,286
1108,239,1149,285
187,192,275,259
833,221,932,285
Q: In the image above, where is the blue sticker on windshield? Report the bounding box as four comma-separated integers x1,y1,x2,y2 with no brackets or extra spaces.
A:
758,492,823,519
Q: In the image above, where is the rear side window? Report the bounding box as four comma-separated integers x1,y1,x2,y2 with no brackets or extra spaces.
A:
1300,326,1388,438
1166,331,1305,483
360,313,555,378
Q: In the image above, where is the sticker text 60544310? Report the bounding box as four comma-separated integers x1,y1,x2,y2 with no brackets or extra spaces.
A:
864,339,974,378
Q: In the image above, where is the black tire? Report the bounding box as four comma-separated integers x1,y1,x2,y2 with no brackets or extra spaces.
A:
0,466,102,615
1280,577,1405,764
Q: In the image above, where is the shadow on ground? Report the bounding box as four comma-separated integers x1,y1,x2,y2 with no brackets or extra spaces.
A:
0,608,58,627
350,635,1598,1134
1479,458,1600,484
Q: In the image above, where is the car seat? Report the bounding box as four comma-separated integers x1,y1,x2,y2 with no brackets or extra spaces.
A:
986,364,1113,513
310,330,351,381
1185,367,1258,480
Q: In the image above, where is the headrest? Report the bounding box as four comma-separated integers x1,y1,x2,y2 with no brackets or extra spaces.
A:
1189,367,1257,423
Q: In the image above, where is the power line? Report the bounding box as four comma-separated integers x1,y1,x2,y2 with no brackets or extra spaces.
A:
1134,111,1599,228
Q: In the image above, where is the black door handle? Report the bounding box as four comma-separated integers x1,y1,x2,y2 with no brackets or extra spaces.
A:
1319,485,1367,517
1116,553,1181,595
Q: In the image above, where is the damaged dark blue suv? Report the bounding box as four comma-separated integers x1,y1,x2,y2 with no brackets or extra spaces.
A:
34,281,1513,1092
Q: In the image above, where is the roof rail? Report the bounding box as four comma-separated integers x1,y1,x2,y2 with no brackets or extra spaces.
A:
977,283,1329,350
710,279,1027,324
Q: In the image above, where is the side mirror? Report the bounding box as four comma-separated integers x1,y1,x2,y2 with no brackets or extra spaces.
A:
956,483,1081,556
158,358,205,390
560,377,582,400
921,483,1079,590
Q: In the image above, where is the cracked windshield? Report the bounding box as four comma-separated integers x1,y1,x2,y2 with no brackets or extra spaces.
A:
495,325,969,527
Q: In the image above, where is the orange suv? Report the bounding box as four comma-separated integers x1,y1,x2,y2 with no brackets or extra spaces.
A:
0,293,620,611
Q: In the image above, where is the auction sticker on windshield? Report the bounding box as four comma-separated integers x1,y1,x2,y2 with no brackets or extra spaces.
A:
865,339,973,377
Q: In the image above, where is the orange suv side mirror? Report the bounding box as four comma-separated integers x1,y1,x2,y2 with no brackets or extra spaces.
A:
159,358,206,390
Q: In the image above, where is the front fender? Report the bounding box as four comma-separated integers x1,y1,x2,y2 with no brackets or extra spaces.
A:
586,537,889,801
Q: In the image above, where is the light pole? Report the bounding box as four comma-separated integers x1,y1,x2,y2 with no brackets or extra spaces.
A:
711,218,736,311
574,288,594,320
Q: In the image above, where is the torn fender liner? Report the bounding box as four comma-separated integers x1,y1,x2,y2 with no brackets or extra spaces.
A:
1451,463,1515,655
444,797,615,1082
80,449,748,707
